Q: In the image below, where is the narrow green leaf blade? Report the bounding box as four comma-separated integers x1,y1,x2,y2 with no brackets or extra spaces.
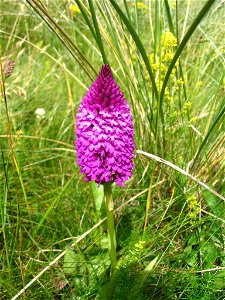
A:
88,0,108,64
89,181,104,212
109,0,158,100
139,256,158,288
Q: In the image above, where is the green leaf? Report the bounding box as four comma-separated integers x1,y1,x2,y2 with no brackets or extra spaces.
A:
188,232,198,246
138,256,158,288
89,181,104,212
203,190,224,219
89,253,110,277
184,247,198,267
214,271,225,289
100,235,109,250
202,241,218,267
63,247,82,275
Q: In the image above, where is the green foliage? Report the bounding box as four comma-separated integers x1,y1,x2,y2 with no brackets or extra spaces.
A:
89,181,104,213
1,0,225,299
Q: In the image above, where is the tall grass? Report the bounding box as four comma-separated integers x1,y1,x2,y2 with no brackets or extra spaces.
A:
1,0,225,299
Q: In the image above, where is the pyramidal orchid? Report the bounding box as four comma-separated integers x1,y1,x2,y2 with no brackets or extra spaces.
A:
75,64,135,187
75,65,135,273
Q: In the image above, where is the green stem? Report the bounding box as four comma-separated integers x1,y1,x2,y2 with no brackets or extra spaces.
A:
103,182,117,273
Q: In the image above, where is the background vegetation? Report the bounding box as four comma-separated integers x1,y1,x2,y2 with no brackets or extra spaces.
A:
0,0,225,299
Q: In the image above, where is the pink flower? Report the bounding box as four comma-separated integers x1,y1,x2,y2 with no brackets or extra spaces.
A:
75,65,135,186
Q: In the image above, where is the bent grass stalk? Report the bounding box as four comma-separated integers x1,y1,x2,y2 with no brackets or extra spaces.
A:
137,150,225,202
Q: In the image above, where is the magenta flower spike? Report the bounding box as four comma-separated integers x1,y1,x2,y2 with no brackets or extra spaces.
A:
75,65,135,187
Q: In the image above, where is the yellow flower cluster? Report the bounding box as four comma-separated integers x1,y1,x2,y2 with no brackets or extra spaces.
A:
130,240,146,260
146,31,181,103
161,31,178,81
135,2,148,12
16,129,24,136
164,51,175,63
161,31,177,48
189,116,197,125
134,240,145,250
177,78,184,85
187,195,200,223
183,101,192,112
15,129,24,145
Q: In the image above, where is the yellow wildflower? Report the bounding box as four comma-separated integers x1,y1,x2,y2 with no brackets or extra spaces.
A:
130,240,146,259
70,4,81,14
149,53,154,64
164,86,170,96
134,240,146,250
162,31,177,48
177,78,184,85
152,62,160,71
15,130,24,144
196,81,203,89
183,101,191,111
185,0,192,6
136,2,148,11
16,129,24,136
170,67,177,77
189,117,197,124
187,195,200,222
163,51,175,62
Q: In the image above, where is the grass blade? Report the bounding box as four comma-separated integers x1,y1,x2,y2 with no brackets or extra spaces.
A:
88,0,108,64
193,99,225,167
164,0,187,102
164,0,174,33
25,0,97,79
109,0,158,100
75,0,97,41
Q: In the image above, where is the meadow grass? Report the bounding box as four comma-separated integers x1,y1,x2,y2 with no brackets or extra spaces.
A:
0,0,225,299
